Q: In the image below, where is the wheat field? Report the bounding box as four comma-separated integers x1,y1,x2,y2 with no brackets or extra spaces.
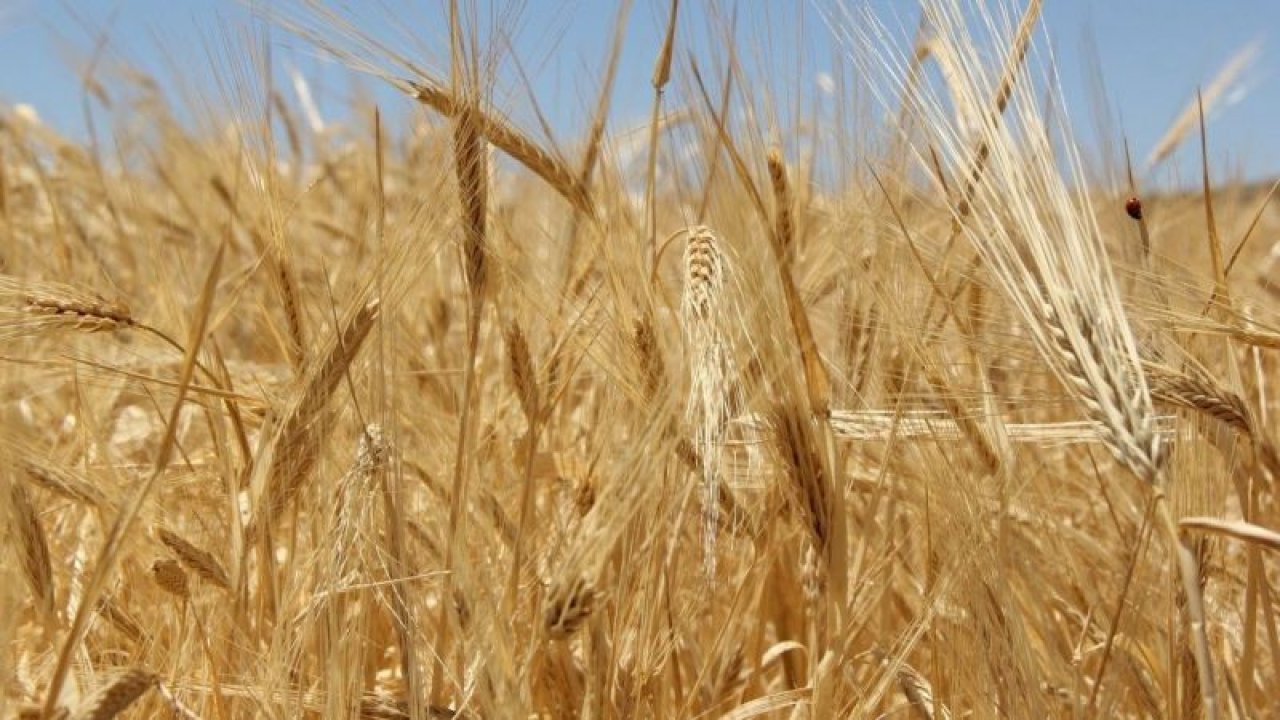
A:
2,1,1279,718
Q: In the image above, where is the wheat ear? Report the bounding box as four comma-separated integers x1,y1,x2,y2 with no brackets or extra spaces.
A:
156,528,230,590
68,669,156,720
256,297,380,526
8,479,55,622
681,226,735,577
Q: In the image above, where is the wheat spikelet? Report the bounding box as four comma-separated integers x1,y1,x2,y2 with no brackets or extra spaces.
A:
453,105,489,302
314,423,394,717
150,558,190,600
1145,362,1280,479
681,226,737,577
1147,364,1251,434
256,297,381,526
504,321,539,423
766,147,796,267
1037,301,1164,484
771,401,834,554
94,597,147,645
632,315,665,401
156,528,230,590
545,574,597,640
408,79,592,216
68,668,156,720
274,254,308,371
838,296,877,398
769,401,846,600
208,175,307,369
8,479,55,621
1,276,135,338
896,660,953,720
22,458,112,512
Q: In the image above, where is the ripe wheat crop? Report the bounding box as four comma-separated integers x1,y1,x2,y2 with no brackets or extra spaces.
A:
2,1,1278,717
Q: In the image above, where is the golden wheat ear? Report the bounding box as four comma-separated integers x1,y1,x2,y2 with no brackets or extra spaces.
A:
680,225,737,577
0,276,135,338
68,669,157,720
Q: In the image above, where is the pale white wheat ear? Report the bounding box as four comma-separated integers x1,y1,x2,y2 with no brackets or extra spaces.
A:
865,0,1216,715
680,225,739,578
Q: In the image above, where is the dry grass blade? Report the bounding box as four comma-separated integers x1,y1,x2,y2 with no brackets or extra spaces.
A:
156,528,230,590
68,668,156,720
1146,40,1259,171
154,680,201,720
1181,517,1280,553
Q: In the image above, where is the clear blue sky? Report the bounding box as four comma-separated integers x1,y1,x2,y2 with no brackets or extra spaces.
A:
0,1,1275,187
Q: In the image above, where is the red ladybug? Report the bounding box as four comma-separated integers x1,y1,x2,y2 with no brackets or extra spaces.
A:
1124,196,1143,220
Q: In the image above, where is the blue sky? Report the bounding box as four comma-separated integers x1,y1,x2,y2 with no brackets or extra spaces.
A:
0,1,1275,187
